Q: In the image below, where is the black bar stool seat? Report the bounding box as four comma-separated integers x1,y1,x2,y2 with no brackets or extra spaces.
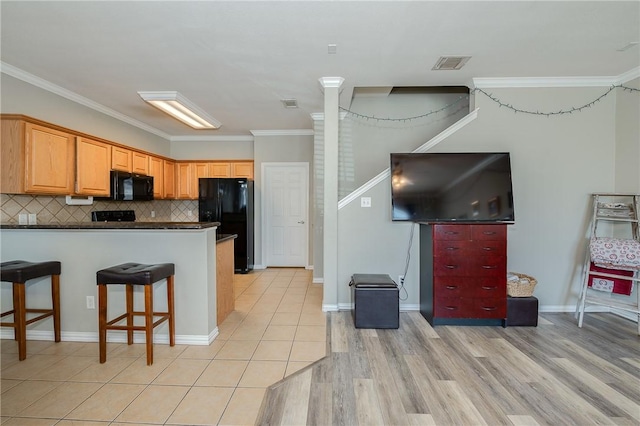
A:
1,260,62,360
97,262,175,365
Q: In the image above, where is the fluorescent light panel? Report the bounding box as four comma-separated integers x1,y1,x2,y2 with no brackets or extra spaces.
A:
138,91,221,129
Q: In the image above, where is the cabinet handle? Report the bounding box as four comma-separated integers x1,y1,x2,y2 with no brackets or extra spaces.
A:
445,265,458,269
481,306,497,311
444,306,458,310
446,247,459,251
444,231,459,235
445,285,458,290
482,247,494,251
483,231,497,235
481,265,498,269
481,286,497,290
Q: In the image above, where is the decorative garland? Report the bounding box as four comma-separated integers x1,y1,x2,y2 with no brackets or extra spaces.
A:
339,84,639,122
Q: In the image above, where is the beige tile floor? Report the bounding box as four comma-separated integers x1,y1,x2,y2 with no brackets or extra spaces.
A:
0,268,326,425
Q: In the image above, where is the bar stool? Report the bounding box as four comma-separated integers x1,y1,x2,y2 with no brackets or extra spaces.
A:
97,262,175,365
1,260,61,361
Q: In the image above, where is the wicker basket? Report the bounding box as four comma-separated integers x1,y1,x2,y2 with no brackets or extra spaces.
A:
507,272,537,297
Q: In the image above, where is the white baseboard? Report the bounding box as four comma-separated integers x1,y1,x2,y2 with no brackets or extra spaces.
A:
322,304,339,312
312,278,324,284
305,265,314,270
252,264,267,270
0,329,215,345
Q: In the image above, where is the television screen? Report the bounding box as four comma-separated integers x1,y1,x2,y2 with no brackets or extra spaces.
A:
390,152,515,223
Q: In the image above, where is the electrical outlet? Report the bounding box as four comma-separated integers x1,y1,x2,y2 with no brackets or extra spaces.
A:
86,296,95,309
187,210,193,217
398,275,405,286
151,210,156,218
361,197,372,208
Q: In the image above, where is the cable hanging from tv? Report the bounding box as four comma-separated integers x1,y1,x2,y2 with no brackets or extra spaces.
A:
339,84,639,123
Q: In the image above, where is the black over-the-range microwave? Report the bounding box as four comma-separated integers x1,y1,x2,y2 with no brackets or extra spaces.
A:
109,170,154,201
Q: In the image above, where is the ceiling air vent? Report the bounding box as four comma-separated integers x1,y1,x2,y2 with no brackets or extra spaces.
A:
281,98,298,108
432,56,471,71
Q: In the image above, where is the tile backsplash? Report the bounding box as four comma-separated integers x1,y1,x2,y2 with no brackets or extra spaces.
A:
0,193,199,224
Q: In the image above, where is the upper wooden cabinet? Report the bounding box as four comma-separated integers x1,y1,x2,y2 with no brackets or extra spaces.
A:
210,162,231,178
1,118,75,195
75,137,111,196
148,155,164,199
176,162,193,199
163,160,176,199
111,146,131,172
231,161,254,179
132,151,149,175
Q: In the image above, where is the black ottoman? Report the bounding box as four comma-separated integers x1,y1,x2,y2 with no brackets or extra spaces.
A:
506,296,538,326
350,274,399,329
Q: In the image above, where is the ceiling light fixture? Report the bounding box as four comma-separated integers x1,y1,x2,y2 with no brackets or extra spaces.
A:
138,91,221,129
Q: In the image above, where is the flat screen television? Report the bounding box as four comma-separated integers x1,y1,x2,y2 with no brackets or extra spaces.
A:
390,152,515,223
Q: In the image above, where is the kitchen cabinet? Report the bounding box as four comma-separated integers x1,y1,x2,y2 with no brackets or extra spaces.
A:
0,118,75,195
216,237,236,324
132,151,149,175
176,162,193,199
148,156,164,198
163,160,176,199
232,161,253,179
192,162,210,195
111,146,131,172
210,162,231,177
420,224,507,326
75,137,111,196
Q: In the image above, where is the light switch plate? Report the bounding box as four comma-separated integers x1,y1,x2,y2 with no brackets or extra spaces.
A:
361,197,371,208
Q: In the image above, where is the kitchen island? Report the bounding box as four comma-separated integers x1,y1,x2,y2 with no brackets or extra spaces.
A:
0,222,232,345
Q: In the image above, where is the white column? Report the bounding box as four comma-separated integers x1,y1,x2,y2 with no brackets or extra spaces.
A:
319,77,344,311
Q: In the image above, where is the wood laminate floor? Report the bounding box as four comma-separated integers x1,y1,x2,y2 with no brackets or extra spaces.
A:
257,311,640,425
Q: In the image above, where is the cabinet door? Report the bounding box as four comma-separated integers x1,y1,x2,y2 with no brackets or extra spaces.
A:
24,123,74,194
231,161,253,179
148,156,164,198
210,162,231,178
111,146,131,172
163,160,176,199
76,137,111,196
132,151,149,175
192,162,210,196
176,162,193,199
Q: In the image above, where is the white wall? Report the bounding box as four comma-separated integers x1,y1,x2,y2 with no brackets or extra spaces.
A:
0,74,170,156
614,77,640,193
335,85,623,311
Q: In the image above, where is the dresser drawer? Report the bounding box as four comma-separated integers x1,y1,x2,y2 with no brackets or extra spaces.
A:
433,258,469,276
471,225,506,241
469,278,506,298
469,240,506,256
433,225,470,240
469,256,506,277
468,298,506,318
434,297,466,318
434,277,467,298
433,239,470,255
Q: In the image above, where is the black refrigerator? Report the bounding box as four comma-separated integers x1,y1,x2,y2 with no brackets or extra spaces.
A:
199,178,254,273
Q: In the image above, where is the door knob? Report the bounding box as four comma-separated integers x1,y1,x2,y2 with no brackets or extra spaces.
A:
298,220,305,224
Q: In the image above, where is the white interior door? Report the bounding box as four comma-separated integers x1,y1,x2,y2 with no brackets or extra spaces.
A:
263,163,309,267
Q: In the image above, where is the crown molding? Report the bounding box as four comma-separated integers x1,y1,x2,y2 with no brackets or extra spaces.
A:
615,67,640,84
1,61,172,140
250,129,314,137
170,135,255,143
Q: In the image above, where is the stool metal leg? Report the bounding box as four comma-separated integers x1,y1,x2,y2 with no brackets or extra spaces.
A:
168,275,175,347
126,284,134,345
144,285,154,365
13,283,27,361
98,284,107,363
51,274,61,342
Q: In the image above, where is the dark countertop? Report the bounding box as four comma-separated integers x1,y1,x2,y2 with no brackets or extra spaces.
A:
216,233,237,243
0,221,221,230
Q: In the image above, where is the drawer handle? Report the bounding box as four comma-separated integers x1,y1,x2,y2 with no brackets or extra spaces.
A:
446,247,459,251
481,306,497,311
444,231,459,235
445,285,458,290
481,265,498,269
445,265,458,269
481,286,497,290
482,247,494,251
483,231,497,235
444,306,458,310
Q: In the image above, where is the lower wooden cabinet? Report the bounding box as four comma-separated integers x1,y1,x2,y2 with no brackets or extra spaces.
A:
420,223,507,326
